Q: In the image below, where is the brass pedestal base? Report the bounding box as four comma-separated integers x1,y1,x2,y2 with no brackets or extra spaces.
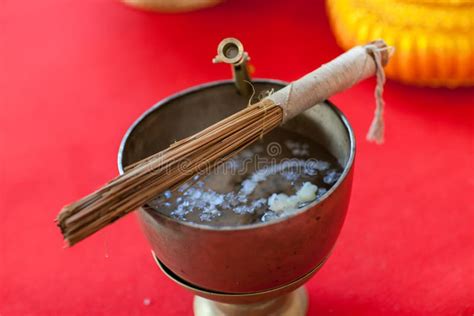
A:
193,286,308,316
152,252,322,315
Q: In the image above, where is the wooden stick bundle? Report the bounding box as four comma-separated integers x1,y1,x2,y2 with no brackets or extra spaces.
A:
57,40,393,246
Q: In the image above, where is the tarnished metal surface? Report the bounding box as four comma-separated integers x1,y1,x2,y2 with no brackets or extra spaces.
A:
152,251,326,305
118,79,355,294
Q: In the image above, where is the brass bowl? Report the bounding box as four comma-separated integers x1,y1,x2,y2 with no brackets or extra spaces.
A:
118,79,355,295
121,0,222,13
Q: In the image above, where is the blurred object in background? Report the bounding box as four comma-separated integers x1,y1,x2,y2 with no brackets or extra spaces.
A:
122,0,222,12
327,0,474,87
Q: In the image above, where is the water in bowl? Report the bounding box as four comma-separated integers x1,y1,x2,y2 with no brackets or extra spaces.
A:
148,128,342,226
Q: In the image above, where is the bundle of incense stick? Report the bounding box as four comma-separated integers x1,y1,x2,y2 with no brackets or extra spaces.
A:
57,40,393,246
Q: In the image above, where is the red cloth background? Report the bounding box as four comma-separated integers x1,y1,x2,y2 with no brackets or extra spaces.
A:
1,1,473,315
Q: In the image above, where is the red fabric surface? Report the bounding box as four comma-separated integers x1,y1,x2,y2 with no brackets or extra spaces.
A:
1,1,473,315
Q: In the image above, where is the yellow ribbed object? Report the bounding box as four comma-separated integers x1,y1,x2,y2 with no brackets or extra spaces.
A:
326,0,474,87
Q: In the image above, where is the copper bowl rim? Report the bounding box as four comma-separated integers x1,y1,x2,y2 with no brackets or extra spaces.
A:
118,78,356,232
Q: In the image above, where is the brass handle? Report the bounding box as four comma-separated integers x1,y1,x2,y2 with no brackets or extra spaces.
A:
213,38,252,96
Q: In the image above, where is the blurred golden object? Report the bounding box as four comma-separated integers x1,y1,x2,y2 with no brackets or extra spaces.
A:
122,0,222,12
327,0,474,87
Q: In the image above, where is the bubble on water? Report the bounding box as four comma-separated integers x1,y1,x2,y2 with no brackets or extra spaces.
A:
316,188,327,199
178,182,190,192
303,165,317,176
304,159,331,175
194,200,206,209
237,195,248,203
282,170,299,182
261,211,280,222
203,192,224,206
252,198,266,209
238,160,309,196
220,192,233,209
323,170,341,185
240,179,257,196
233,198,267,214
200,207,221,221
171,204,192,219
189,188,202,200
251,172,267,182
234,205,252,214
230,195,240,207
285,140,310,156
165,185,231,221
